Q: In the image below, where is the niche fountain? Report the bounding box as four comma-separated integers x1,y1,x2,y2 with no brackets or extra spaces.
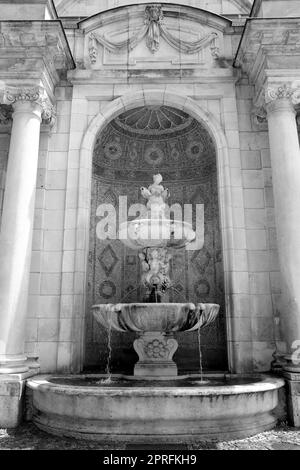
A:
27,175,284,444
92,174,220,378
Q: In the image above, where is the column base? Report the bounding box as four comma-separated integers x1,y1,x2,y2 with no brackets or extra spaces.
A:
0,369,39,428
133,332,178,378
282,354,300,373
283,371,300,427
0,354,29,374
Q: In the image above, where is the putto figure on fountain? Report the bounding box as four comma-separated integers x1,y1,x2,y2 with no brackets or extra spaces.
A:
139,248,172,302
140,173,169,218
139,174,172,301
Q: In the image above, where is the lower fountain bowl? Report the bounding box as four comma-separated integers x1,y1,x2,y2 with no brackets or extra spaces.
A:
26,374,284,444
91,302,220,332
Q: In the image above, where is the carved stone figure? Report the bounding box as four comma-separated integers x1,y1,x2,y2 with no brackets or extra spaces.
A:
144,5,164,53
139,247,172,301
140,173,169,217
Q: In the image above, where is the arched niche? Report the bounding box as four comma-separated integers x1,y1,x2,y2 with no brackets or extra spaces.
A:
85,104,227,373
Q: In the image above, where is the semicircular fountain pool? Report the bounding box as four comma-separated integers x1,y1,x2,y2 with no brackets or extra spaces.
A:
27,373,284,444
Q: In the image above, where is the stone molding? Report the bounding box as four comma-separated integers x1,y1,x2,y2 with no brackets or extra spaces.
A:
1,86,56,125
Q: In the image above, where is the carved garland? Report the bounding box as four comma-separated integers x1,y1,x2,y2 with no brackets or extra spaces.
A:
88,5,219,63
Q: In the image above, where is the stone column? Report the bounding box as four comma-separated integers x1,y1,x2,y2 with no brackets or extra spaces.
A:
0,86,53,374
265,84,300,373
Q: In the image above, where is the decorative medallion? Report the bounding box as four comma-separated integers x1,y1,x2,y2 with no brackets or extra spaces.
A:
144,144,164,166
104,140,122,160
99,280,116,299
194,279,210,297
186,140,204,160
145,339,169,359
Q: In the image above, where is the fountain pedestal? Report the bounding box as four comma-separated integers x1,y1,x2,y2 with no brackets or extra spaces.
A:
133,332,178,377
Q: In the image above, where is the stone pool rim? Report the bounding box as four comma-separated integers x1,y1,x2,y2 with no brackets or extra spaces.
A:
27,373,285,396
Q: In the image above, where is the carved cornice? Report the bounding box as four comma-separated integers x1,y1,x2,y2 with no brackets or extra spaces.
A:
0,21,74,89
2,86,56,125
235,18,300,107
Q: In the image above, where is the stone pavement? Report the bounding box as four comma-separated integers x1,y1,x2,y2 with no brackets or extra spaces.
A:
0,423,299,450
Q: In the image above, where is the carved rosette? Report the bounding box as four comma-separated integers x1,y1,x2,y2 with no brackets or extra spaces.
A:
133,332,178,376
3,86,56,125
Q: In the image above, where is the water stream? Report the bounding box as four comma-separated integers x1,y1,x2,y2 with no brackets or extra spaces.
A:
197,325,203,382
99,320,113,384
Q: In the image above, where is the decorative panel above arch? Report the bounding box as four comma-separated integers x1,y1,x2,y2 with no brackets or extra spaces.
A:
79,3,231,69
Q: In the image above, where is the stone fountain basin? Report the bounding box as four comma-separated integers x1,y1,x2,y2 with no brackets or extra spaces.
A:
118,218,197,250
92,302,219,333
26,374,285,443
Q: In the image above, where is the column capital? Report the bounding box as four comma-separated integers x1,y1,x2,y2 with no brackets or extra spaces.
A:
265,83,300,109
253,83,300,121
2,85,56,125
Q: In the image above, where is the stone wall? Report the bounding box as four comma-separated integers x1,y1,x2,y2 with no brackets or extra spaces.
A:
235,75,284,370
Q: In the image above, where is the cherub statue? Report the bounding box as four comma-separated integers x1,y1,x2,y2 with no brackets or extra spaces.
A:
139,247,172,301
140,174,169,216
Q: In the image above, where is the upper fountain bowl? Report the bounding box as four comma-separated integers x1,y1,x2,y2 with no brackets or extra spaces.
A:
118,218,196,250
92,302,220,333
